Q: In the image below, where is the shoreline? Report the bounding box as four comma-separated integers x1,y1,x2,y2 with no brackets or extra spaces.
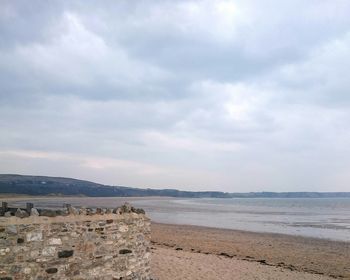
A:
0,195,178,200
151,222,350,279
154,221,349,243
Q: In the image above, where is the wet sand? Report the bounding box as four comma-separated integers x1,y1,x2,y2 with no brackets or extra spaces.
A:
151,223,350,280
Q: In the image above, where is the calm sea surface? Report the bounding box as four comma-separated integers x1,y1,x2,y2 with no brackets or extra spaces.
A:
9,197,350,242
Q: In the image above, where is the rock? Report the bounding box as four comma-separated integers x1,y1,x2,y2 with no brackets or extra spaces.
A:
113,207,122,214
55,209,65,216
30,208,39,216
6,225,17,234
118,225,129,232
26,202,34,213
23,267,31,274
17,238,24,244
10,265,21,274
2,201,8,210
30,250,40,258
0,204,151,279
4,211,12,217
105,208,112,214
96,208,102,214
48,238,62,245
134,208,145,214
42,246,56,256
40,209,57,217
58,250,74,258
86,208,96,215
0,247,10,256
79,207,87,215
26,232,43,242
15,208,29,218
119,249,132,254
120,203,132,213
68,206,79,215
46,268,58,274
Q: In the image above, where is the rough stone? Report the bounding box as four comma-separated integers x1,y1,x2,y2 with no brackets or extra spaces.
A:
46,267,58,274
112,207,121,214
15,208,29,218
48,238,62,245
86,208,96,215
30,250,40,258
10,265,21,273
57,209,69,216
26,231,43,242
4,211,12,217
30,208,39,216
17,238,24,244
120,203,132,213
67,205,79,215
6,225,17,234
58,250,74,258
0,204,151,279
135,208,146,214
42,246,56,256
119,249,132,254
40,209,57,217
26,203,34,213
23,267,31,274
0,247,10,255
119,225,129,232
79,207,87,215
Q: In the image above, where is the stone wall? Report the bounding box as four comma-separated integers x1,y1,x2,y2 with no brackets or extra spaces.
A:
0,202,151,280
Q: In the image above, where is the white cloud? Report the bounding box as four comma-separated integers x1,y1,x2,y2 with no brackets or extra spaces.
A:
1,0,350,191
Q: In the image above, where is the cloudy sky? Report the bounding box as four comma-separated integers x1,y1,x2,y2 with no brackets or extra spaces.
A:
1,0,350,192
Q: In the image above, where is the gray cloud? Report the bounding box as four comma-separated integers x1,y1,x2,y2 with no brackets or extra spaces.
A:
1,0,350,191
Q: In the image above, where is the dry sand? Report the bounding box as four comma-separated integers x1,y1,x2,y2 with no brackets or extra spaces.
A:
152,247,333,280
151,223,350,280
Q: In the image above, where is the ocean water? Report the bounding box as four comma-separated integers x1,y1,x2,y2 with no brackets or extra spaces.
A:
8,197,350,242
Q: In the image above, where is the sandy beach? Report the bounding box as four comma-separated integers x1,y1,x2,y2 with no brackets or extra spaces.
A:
2,196,349,279
151,223,350,280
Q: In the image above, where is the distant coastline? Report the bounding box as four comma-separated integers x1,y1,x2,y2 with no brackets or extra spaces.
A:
1,174,349,198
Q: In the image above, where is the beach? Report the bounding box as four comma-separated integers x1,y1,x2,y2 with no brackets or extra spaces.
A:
151,223,350,280
2,196,350,279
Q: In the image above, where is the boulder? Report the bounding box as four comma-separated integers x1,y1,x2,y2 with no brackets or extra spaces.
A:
113,207,122,214
134,208,145,214
120,203,132,213
4,211,12,217
68,206,79,215
15,208,29,218
86,208,96,215
40,209,57,217
30,208,39,216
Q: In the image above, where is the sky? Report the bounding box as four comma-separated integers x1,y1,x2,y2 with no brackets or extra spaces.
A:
0,0,350,192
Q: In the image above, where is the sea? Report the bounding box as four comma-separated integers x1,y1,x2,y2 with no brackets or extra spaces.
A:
8,197,350,242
